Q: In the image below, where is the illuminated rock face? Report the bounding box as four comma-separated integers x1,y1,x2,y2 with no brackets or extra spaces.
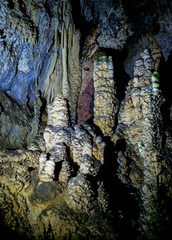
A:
38,93,70,182
0,1,172,240
116,49,165,239
93,56,116,137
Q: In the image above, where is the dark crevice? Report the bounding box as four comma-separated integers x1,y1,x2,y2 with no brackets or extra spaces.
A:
65,144,79,176
122,0,160,35
158,52,172,128
39,91,47,127
43,1,52,18
112,49,130,131
28,167,35,173
71,0,97,54
54,161,63,181
18,0,28,18
47,153,51,161
97,135,140,238
7,0,14,10
44,224,55,240
112,49,130,103
0,30,6,39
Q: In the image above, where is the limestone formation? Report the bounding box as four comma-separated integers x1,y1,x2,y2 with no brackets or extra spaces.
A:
65,173,95,213
0,92,114,239
38,94,70,182
152,41,162,71
42,0,81,124
0,1,172,240
93,55,116,136
116,49,165,239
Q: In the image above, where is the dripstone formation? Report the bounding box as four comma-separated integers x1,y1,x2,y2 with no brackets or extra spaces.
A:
93,56,116,136
0,1,172,240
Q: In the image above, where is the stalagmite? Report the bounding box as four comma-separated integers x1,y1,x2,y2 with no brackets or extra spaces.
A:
38,93,70,182
93,56,116,136
116,49,165,239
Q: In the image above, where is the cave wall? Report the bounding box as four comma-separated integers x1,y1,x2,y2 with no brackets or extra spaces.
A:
0,0,172,240
0,0,81,148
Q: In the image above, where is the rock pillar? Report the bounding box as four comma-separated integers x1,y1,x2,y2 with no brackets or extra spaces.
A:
93,56,115,136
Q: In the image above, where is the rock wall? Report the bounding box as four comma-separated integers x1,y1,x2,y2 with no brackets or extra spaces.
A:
0,90,40,148
0,0,81,147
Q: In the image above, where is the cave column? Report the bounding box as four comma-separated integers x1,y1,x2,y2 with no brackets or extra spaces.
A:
93,56,116,136
38,93,70,182
136,50,164,239
116,48,164,239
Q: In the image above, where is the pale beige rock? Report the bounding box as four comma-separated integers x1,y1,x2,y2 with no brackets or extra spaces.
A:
116,49,164,237
38,153,47,176
71,124,91,166
79,155,93,174
93,136,106,165
39,93,70,182
39,160,55,182
93,56,116,136
47,94,69,128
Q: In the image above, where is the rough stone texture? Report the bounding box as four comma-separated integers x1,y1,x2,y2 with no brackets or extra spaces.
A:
77,27,98,124
0,91,40,148
65,173,95,213
0,94,114,239
93,56,116,136
0,1,172,240
115,49,166,239
151,41,162,71
0,0,52,105
0,148,40,238
0,0,81,127
38,94,70,182
41,0,81,124
80,0,133,49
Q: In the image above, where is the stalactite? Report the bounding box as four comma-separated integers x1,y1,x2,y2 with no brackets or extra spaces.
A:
42,0,81,124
